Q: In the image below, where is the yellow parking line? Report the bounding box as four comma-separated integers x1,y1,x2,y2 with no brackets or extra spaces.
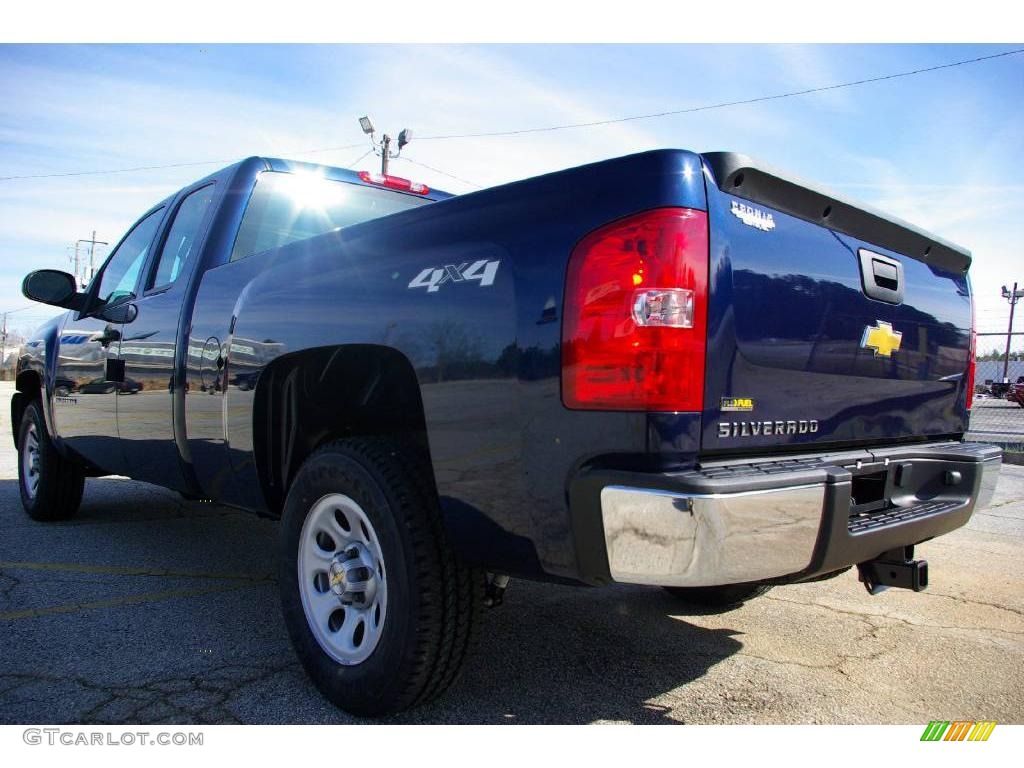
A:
0,583,261,621
0,560,274,582
0,585,260,622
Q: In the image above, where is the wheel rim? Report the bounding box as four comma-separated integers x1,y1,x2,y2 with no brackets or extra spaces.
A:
298,493,388,665
21,422,41,501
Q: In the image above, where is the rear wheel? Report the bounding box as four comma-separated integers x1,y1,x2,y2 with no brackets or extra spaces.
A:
279,439,483,717
17,400,85,521
662,583,772,610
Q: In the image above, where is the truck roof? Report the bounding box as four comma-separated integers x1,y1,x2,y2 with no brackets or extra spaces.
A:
220,156,456,202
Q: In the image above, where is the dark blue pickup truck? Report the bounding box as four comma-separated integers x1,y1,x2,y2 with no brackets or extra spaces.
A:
13,151,1002,715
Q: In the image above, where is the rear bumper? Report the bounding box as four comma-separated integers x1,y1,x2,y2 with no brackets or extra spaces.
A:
569,441,1001,587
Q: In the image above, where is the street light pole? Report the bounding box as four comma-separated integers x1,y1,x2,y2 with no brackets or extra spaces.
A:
1001,281,1024,383
358,116,412,177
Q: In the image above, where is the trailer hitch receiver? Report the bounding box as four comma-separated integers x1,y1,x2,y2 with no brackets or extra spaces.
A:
857,546,928,595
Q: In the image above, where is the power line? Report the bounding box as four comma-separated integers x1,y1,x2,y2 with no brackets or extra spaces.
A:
3,47,1021,184
345,149,375,169
0,143,367,182
0,305,50,316
394,156,483,189
417,47,1024,140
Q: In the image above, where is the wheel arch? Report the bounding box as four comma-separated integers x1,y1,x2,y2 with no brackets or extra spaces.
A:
11,369,44,444
251,344,432,516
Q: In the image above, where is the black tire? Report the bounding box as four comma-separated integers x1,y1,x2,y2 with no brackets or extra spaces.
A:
662,583,772,610
17,399,85,521
278,439,483,717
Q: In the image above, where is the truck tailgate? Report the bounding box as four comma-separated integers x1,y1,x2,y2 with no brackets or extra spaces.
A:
700,153,973,454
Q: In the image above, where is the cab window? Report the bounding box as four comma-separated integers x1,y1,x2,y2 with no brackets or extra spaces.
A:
148,185,215,289
230,171,429,262
94,208,164,307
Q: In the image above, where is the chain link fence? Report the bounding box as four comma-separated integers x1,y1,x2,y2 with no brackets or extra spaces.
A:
968,339,1024,449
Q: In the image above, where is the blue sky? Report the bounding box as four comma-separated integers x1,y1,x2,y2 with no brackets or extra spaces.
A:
1,43,1021,348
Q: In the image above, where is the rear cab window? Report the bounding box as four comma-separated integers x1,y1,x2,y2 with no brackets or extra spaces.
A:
148,184,216,290
230,171,431,262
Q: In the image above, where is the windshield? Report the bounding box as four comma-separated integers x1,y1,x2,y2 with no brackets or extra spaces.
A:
230,170,430,261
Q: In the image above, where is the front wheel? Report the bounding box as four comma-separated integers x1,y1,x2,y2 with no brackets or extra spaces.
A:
279,439,483,717
662,583,772,610
17,400,85,521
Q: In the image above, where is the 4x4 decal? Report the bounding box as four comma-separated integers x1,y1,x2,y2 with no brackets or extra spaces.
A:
408,259,500,293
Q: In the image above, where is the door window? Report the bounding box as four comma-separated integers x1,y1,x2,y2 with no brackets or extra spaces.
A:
94,208,164,307
149,185,215,289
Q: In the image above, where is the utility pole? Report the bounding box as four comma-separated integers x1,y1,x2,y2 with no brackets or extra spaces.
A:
1,312,7,380
1001,282,1024,382
380,133,392,175
76,231,108,286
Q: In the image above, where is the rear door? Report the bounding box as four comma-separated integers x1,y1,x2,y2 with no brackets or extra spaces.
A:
700,154,972,455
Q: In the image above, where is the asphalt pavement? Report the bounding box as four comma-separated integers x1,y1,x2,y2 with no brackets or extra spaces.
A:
1,382,1022,724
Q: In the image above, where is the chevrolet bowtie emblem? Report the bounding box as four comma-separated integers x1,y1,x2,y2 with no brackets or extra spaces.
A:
861,320,903,357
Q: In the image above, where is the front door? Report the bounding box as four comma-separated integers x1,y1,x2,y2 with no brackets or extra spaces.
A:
116,183,217,490
51,206,166,474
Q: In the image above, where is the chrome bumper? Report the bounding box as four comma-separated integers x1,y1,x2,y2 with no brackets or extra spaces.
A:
597,442,1002,588
601,483,825,586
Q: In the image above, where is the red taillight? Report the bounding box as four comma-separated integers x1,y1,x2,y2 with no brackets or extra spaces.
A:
966,298,977,410
562,207,709,411
357,170,430,195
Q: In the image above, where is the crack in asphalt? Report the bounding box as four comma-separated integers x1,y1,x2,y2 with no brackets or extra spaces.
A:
922,590,1024,620
0,655,303,724
765,593,1024,638
980,498,1023,512
975,510,1024,522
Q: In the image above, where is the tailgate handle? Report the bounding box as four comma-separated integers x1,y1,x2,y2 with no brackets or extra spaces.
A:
858,249,904,304
872,259,899,290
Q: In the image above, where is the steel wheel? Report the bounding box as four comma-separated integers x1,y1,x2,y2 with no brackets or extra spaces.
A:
298,493,388,665
21,421,41,500
16,399,84,521
279,439,483,716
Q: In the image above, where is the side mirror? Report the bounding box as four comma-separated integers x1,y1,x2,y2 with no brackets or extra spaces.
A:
22,270,84,310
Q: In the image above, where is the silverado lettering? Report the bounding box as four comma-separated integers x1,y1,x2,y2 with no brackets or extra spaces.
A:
718,419,819,438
